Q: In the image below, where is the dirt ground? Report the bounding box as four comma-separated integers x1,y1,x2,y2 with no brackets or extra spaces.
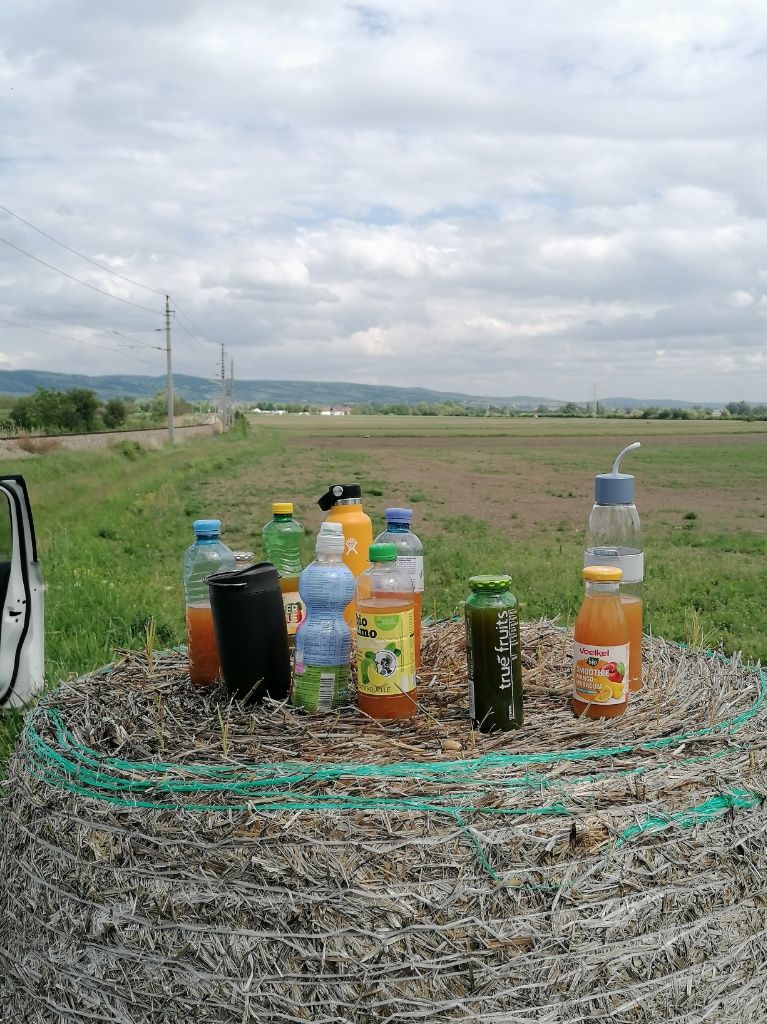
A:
284,430,767,537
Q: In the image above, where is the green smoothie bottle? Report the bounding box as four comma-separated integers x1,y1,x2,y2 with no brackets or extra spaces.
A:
464,575,523,732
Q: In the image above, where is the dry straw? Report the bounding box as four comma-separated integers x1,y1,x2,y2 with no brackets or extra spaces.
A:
1,620,766,1022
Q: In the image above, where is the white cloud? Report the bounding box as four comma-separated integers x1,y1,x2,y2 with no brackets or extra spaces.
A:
0,0,765,399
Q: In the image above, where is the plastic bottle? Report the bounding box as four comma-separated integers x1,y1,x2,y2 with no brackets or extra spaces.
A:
317,483,373,628
572,566,629,719
183,519,236,685
292,523,355,712
232,550,255,570
374,508,424,668
262,502,305,655
584,442,643,691
355,543,416,720
464,575,523,732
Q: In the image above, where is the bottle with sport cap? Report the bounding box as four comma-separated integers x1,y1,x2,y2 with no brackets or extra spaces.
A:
317,483,373,627
182,518,236,685
262,502,306,657
355,543,416,720
374,508,424,668
572,566,629,719
292,522,355,712
584,442,643,691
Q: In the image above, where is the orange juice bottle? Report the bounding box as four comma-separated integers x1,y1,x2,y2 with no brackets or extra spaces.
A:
584,442,644,690
374,508,424,669
355,544,416,720
572,566,629,719
182,519,236,685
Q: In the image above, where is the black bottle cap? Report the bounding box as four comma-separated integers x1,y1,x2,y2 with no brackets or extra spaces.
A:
317,483,362,511
205,562,281,594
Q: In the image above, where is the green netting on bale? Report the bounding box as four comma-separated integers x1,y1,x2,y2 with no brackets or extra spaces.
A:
2,618,767,1024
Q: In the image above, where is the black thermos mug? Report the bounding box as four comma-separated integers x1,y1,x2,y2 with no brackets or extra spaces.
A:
206,562,291,704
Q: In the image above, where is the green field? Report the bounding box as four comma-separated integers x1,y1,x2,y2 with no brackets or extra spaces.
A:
1,415,765,765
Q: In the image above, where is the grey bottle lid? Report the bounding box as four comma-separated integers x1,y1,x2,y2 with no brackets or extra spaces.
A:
595,442,641,505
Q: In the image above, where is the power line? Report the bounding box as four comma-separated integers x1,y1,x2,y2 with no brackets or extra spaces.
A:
0,300,162,350
0,202,165,297
172,301,219,349
0,234,163,315
0,316,162,368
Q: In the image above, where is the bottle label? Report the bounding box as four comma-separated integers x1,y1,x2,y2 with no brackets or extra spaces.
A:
396,555,424,593
465,606,522,729
584,549,644,584
573,641,630,705
291,663,349,712
466,614,476,720
283,592,305,636
356,610,416,696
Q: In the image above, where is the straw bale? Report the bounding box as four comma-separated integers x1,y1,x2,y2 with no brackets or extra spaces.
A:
1,620,766,1022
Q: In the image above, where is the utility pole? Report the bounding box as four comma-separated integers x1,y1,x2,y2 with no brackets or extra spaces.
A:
165,294,174,443
592,382,598,420
220,344,227,431
229,357,234,424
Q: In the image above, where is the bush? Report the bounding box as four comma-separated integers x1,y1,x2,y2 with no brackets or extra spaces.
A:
11,386,100,433
102,399,128,429
110,439,145,460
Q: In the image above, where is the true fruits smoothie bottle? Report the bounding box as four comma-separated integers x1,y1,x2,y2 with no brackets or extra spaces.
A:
355,543,416,720
464,575,523,732
572,565,629,719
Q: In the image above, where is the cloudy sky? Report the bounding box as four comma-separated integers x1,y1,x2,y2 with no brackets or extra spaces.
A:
1,0,766,401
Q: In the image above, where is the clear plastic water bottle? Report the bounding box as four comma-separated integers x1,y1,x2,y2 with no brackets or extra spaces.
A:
183,519,236,685
262,502,306,654
374,507,424,668
584,442,643,691
292,523,355,711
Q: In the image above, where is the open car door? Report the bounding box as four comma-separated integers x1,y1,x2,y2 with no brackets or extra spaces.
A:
0,475,44,709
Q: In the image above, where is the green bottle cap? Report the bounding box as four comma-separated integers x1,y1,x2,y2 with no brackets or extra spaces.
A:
369,543,397,562
468,574,512,592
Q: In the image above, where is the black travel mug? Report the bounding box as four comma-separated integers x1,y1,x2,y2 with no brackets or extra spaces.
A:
206,562,291,704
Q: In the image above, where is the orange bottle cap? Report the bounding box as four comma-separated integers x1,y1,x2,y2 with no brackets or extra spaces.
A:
582,565,623,583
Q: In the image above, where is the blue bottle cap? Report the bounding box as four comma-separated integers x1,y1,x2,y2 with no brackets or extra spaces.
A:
594,443,640,505
193,518,221,535
384,507,413,525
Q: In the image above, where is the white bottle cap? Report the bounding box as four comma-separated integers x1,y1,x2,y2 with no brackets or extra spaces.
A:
316,521,344,555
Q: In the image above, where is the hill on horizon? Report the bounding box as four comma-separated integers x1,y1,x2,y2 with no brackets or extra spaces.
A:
0,368,732,411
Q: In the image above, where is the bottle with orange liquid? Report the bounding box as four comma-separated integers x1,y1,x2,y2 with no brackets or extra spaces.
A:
584,442,644,691
183,519,236,685
572,566,629,719
355,543,416,720
374,508,424,669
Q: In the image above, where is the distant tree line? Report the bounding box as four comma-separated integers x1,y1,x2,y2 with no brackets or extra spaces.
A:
3,387,195,435
252,401,315,413
351,399,767,420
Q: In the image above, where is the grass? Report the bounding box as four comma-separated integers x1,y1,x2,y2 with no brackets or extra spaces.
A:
1,414,765,766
